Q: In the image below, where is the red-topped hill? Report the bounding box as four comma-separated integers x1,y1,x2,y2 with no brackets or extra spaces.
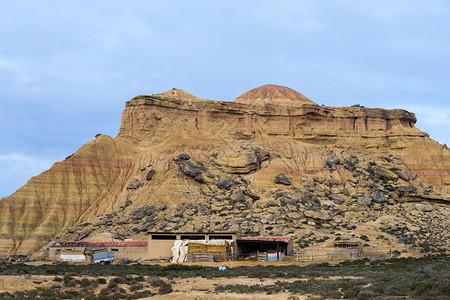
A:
233,84,316,106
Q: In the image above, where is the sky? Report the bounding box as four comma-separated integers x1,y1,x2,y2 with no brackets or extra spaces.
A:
1,0,449,197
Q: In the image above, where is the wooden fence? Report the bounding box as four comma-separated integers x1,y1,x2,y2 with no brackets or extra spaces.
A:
187,253,230,262
295,247,362,262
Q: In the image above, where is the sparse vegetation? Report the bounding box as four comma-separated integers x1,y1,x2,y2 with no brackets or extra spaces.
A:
0,255,448,298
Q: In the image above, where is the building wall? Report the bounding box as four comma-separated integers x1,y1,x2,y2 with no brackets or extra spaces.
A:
147,239,176,260
287,240,294,256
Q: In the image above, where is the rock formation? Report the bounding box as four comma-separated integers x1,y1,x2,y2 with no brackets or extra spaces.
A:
0,84,449,255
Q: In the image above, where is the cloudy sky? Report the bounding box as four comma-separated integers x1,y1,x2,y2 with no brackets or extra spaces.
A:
1,0,449,197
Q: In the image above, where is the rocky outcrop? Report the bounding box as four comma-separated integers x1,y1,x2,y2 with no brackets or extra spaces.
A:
1,84,449,255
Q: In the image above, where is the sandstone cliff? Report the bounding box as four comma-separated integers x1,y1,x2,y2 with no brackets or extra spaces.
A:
1,84,449,255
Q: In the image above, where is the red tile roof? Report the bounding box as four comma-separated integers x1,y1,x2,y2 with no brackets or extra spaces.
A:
241,236,291,243
52,241,147,248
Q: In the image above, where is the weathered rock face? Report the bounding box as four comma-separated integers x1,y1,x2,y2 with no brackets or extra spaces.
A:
1,84,449,255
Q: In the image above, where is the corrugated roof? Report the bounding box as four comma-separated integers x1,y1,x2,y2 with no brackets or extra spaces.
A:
240,236,291,243
52,241,147,248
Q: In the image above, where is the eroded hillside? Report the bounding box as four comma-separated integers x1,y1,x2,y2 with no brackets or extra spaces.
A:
1,84,449,255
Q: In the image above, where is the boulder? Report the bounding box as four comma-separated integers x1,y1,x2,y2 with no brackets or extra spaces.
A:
127,179,142,190
146,169,155,181
304,209,332,221
326,155,341,169
371,191,388,203
360,196,372,205
217,179,233,189
216,149,268,174
230,190,245,202
179,160,206,183
397,185,417,194
326,178,340,186
368,180,386,191
393,169,410,181
423,188,432,195
415,203,433,212
76,229,92,241
275,173,292,185
371,166,398,182
287,212,303,220
329,194,345,204
243,189,260,200
344,156,359,171
313,176,325,184
177,153,191,160
254,147,270,162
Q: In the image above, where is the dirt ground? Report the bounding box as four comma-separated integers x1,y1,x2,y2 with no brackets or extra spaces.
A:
0,274,363,299
0,275,55,293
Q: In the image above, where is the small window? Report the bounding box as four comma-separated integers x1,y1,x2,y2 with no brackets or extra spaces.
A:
210,235,233,240
180,235,205,240
151,235,177,240
65,248,73,251
111,248,119,251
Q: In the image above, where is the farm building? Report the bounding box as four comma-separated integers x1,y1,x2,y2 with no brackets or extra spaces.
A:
48,240,148,262
236,236,293,261
48,232,294,262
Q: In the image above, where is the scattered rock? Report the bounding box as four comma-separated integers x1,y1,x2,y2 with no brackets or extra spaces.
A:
275,173,292,185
